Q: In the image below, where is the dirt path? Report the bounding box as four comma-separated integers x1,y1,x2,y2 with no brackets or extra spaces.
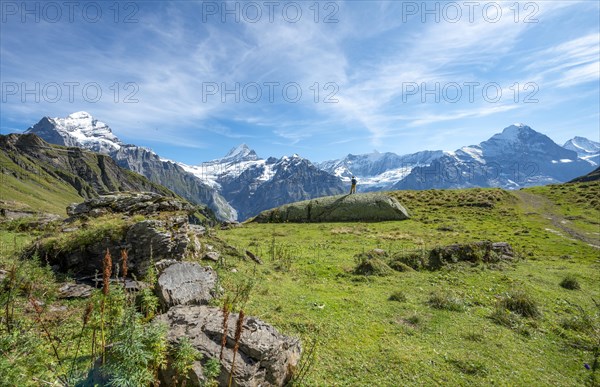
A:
513,190,600,249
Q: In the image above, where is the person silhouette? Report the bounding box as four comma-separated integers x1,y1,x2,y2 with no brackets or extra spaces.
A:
350,176,357,194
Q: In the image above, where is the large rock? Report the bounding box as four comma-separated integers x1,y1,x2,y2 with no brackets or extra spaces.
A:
156,262,218,308
156,305,302,387
28,214,199,278
126,217,191,275
252,193,410,223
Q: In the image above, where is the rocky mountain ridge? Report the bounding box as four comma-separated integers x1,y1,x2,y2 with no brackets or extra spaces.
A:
25,112,237,221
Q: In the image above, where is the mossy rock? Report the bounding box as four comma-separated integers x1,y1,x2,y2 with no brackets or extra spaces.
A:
252,193,410,223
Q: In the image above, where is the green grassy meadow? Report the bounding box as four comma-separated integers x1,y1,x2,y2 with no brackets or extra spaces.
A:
212,184,600,386
0,182,598,385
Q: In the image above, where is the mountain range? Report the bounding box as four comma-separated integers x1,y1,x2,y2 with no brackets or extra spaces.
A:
21,112,599,220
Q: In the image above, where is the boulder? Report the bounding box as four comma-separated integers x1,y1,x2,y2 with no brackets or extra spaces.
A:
126,218,190,275
156,305,302,387
28,215,197,278
156,262,219,308
251,193,410,223
203,251,220,262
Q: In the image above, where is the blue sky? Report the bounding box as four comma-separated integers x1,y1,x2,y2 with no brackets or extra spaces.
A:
1,0,599,163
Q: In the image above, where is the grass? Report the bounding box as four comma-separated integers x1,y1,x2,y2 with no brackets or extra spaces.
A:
211,184,600,385
560,275,582,290
0,183,599,385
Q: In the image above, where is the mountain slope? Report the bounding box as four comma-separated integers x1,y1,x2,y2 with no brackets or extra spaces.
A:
394,124,595,190
569,166,600,183
0,133,175,215
26,112,236,221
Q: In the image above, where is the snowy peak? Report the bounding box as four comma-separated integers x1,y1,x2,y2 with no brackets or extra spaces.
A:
489,124,538,143
564,136,600,156
26,111,123,154
216,143,259,163
478,123,575,161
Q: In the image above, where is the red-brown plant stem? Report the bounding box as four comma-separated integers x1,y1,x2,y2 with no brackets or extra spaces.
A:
228,310,245,387
101,248,112,365
70,302,93,379
29,297,63,367
219,297,230,361
121,249,128,290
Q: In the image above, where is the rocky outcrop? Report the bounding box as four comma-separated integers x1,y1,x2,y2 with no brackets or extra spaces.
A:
156,305,302,387
252,193,410,223
156,262,219,308
67,192,194,218
28,194,207,277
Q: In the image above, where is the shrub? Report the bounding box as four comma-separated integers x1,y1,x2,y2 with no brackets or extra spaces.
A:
560,275,581,290
427,290,466,312
498,289,540,318
489,307,532,336
388,291,407,302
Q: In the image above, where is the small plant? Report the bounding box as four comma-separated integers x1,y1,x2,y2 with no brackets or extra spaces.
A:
388,291,407,302
172,337,202,386
428,290,466,312
219,297,231,361
489,307,531,336
560,275,581,290
101,248,112,365
203,358,221,386
404,314,421,326
102,309,168,386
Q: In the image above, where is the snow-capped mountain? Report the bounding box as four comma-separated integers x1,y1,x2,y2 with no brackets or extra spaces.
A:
25,112,237,221
394,124,595,190
27,111,123,154
563,136,599,166
317,150,445,191
180,144,263,189
182,146,346,220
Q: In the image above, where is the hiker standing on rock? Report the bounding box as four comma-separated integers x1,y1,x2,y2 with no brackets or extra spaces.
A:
350,176,357,194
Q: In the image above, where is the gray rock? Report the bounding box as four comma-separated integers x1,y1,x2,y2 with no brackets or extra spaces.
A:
58,283,94,299
126,218,190,275
155,259,179,272
156,262,218,307
203,251,220,262
252,193,410,223
156,305,302,387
